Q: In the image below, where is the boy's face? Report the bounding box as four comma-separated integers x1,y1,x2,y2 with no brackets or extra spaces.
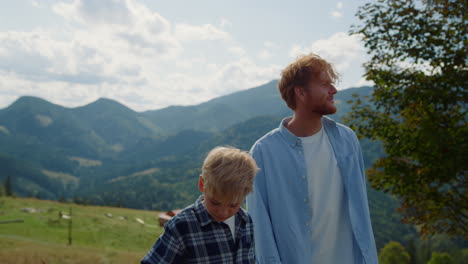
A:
203,193,242,222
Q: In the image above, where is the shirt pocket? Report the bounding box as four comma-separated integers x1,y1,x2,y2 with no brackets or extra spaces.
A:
237,234,255,263
239,232,253,248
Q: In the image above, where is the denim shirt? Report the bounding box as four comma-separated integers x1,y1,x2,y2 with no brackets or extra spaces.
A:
246,116,378,264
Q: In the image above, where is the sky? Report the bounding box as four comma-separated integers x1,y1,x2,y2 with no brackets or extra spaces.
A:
0,0,373,112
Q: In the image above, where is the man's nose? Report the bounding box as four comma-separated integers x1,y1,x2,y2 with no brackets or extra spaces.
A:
329,85,337,95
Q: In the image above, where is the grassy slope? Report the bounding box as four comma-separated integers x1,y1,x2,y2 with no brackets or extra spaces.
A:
0,197,164,264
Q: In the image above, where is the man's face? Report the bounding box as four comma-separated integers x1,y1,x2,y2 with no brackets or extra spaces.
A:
299,71,338,116
203,194,242,222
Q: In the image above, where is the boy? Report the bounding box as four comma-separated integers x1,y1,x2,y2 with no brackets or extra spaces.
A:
141,146,257,264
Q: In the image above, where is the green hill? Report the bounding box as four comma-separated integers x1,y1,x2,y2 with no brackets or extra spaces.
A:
0,82,418,250
141,81,373,133
141,80,292,133
0,96,164,160
0,153,78,200
0,196,162,264
0,83,374,202
73,98,164,149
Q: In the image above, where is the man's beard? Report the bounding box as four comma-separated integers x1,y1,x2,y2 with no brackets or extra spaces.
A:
313,103,337,116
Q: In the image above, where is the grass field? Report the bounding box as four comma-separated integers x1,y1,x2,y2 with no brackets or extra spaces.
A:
0,197,165,264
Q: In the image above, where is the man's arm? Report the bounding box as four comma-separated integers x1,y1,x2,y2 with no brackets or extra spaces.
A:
247,145,282,264
141,222,185,264
351,130,379,263
352,131,367,188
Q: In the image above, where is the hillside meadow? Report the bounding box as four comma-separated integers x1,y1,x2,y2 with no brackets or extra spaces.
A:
0,197,163,264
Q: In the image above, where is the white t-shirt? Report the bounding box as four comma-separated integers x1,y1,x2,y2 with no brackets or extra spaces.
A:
224,215,236,241
300,126,355,264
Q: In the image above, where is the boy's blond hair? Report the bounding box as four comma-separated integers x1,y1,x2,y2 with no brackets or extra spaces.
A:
278,53,339,110
201,146,257,204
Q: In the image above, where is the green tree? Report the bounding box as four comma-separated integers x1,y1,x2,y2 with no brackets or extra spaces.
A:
5,175,12,196
379,241,411,264
456,248,468,264
348,0,467,237
427,252,454,264
0,180,5,196
407,239,418,264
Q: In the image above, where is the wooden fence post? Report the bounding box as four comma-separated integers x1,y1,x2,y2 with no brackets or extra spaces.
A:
68,207,72,246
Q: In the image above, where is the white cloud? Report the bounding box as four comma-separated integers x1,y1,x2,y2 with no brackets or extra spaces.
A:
288,32,368,89
331,11,343,18
175,24,231,42
258,50,273,60
0,30,113,84
258,41,278,60
31,0,40,8
288,44,303,58
395,60,441,75
289,32,365,73
228,46,247,56
0,0,283,111
264,41,276,48
52,0,178,57
220,18,232,28
53,0,131,25
208,58,281,96
331,2,344,18
354,77,374,87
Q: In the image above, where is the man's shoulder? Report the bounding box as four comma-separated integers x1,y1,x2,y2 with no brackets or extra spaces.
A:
324,117,362,157
324,117,357,138
251,127,282,150
337,122,356,137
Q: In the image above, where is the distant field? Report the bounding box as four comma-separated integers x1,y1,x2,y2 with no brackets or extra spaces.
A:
0,197,164,264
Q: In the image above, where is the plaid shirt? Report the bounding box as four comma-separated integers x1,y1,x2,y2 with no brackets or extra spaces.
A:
141,195,255,264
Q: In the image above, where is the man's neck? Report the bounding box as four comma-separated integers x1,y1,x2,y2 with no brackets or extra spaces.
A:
286,112,322,137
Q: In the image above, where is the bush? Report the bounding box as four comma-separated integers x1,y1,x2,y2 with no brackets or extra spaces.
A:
427,252,454,264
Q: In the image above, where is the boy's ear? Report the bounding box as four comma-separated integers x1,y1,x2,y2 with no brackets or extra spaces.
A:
198,175,204,192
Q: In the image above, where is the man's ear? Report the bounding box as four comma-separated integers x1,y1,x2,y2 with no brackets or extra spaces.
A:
198,175,204,192
294,86,305,104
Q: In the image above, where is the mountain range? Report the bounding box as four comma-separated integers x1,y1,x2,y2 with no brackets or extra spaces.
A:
0,81,415,248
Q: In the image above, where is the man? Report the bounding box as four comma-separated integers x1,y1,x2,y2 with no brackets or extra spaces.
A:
247,53,378,264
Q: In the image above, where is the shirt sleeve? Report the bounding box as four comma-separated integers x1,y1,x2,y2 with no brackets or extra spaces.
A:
352,130,367,188
141,221,186,264
247,144,282,264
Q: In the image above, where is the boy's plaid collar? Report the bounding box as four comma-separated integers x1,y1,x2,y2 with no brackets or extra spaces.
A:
193,195,248,227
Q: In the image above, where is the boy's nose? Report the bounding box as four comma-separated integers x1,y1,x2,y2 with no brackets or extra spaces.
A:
220,208,231,217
